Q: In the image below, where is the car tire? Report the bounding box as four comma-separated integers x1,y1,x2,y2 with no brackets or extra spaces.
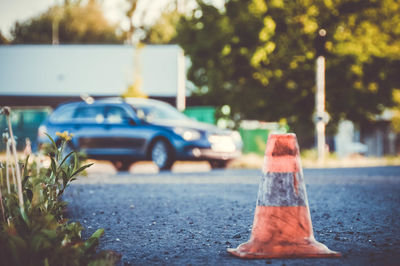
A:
209,159,229,169
150,139,174,171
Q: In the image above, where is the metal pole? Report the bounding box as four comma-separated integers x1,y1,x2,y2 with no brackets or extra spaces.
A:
315,55,326,163
176,48,186,111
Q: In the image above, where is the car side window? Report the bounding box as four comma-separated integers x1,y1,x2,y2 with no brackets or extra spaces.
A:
74,106,105,123
106,106,130,124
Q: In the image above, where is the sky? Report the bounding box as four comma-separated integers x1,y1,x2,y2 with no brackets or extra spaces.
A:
0,0,174,39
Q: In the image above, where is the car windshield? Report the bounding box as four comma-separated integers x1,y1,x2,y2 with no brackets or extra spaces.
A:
131,101,189,122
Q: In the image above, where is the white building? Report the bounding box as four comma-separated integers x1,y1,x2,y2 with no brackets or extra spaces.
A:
0,44,186,110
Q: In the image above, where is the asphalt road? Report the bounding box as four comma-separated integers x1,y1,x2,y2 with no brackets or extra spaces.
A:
63,164,400,266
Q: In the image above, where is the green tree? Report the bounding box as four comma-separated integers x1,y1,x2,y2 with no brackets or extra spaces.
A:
176,0,400,147
142,8,182,44
11,0,124,44
324,0,400,135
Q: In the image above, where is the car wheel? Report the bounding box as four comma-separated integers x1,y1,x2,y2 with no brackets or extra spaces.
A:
209,159,229,169
151,139,173,171
112,161,131,172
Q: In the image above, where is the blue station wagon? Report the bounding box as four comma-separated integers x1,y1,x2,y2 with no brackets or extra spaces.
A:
38,98,243,171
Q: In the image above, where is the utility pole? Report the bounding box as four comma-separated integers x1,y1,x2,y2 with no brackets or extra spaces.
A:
52,6,62,45
315,29,328,163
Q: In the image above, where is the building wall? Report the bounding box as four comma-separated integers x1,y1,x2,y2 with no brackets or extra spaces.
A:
0,44,186,100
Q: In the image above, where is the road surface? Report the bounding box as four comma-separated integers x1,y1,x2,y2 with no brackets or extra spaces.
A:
63,163,400,265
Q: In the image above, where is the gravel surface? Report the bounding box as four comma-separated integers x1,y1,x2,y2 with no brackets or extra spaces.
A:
63,166,400,266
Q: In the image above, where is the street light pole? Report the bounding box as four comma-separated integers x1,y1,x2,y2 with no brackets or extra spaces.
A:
315,29,327,163
316,55,326,163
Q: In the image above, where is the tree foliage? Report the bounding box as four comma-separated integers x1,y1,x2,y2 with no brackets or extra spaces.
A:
10,0,124,44
142,8,182,44
176,0,400,146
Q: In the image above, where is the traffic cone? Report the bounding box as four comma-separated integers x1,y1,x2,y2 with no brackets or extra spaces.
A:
227,133,341,259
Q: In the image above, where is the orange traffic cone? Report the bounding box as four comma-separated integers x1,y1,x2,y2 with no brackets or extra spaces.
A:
228,133,341,259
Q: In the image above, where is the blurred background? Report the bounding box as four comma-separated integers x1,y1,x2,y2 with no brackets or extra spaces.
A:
1,0,400,164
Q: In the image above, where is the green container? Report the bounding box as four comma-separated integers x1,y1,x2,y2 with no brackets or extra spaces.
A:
239,128,270,155
0,108,51,151
239,121,288,155
184,106,216,124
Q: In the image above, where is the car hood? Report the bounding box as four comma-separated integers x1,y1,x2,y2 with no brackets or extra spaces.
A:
147,118,231,135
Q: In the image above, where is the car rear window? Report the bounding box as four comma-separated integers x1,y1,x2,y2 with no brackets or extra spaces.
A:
49,104,76,123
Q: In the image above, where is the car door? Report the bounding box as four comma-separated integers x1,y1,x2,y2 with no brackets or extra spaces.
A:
104,105,150,158
72,105,108,156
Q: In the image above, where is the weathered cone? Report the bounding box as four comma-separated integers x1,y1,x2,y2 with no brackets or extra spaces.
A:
227,133,341,259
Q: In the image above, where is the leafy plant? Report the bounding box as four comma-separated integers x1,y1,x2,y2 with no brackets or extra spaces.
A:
0,109,120,266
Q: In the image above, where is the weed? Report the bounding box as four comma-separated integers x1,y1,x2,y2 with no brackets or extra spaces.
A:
0,106,120,266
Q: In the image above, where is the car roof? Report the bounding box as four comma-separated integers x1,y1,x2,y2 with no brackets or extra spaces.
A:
98,97,170,106
55,97,170,110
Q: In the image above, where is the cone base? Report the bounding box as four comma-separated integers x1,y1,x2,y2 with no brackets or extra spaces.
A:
227,239,341,259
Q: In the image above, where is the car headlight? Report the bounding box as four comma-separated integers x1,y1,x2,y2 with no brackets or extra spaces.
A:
173,127,201,141
208,134,237,152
